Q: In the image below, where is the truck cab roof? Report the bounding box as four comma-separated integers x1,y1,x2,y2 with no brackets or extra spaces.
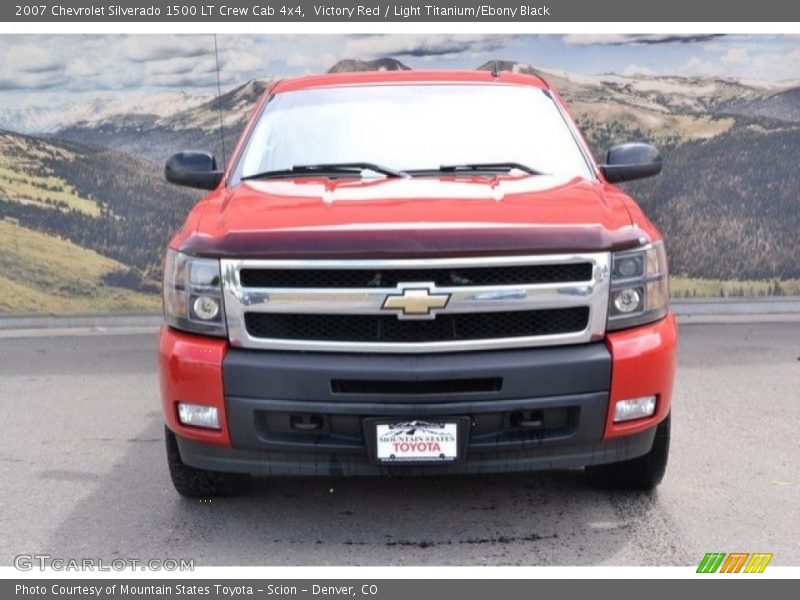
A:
270,69,552,94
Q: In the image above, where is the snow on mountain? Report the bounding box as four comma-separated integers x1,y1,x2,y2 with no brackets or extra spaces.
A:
0,90,213,134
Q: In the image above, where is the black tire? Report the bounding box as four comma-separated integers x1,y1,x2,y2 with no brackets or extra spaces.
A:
164,426,249,497
586,413,670,491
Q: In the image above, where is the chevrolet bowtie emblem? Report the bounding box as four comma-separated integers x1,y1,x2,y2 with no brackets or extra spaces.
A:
382,286,450,319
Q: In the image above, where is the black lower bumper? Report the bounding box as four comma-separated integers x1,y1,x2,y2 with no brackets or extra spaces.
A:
176,343,657,476
176,428,656,476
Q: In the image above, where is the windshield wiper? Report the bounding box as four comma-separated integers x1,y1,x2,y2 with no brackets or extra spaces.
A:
241,162,409,181
437,162,544,175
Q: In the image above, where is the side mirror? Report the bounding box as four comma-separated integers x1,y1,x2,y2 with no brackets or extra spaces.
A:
600,143,662,183
165,151,224,190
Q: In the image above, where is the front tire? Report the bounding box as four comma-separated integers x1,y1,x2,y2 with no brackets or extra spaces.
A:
164,426,249,497
586,413,670,491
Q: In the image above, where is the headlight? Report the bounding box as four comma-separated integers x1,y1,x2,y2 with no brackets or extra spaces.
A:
163,249,226,337
607,241,669,331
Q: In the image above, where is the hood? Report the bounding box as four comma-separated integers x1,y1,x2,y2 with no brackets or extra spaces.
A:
180,174,644,259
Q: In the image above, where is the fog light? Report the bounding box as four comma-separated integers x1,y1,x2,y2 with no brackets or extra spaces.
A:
613,396,656,423
192,295,220,321
177,403,220,429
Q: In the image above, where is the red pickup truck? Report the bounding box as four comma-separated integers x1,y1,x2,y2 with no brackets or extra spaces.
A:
160,69,676,497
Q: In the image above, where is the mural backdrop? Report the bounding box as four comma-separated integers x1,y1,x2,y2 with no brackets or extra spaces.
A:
1,34,799,313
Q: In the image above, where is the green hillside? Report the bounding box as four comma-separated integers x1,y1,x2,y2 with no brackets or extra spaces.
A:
0,218,159,313
627,124,800,280
0,130,199,285
0,133,101,216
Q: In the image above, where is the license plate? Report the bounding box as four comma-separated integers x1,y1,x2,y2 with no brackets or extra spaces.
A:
375,420,459,463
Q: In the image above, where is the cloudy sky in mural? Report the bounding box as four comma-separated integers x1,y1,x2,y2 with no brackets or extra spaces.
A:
1,34,799,110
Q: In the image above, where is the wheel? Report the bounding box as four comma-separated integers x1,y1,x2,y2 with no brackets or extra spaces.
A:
586,413,670,491
164,426,249,497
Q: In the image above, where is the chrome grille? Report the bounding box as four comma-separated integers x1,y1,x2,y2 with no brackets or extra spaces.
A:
222,254,610,353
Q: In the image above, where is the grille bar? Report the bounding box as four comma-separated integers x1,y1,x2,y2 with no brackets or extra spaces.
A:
240,263,592,289
245,308,590,343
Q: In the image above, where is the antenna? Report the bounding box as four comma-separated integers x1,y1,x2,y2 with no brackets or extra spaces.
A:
213,34,227,168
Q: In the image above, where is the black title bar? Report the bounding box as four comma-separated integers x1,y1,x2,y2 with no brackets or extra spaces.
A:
4,0,800,22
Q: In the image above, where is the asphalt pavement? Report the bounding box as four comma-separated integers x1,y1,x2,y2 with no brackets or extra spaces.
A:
0,322,798,566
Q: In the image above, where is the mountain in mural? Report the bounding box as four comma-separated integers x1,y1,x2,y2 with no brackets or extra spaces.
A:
1,57,799,312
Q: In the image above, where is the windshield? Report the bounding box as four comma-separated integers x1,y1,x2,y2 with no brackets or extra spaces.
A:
235,84,594,181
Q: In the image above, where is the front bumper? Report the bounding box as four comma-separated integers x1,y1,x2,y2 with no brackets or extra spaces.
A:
175,428,657,476
159,314,676,476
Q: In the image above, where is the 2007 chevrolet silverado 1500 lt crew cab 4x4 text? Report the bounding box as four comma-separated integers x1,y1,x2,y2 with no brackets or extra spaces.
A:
159,69,676,497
